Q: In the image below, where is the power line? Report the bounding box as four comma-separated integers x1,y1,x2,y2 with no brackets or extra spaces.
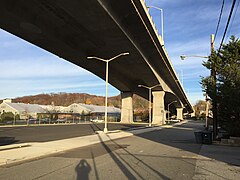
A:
217,0,237,54
214,0,225,42
225,0,240,43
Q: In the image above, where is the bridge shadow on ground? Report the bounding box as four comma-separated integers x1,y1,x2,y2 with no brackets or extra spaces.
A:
56,123,172,179
92,121,239,179
55,137,139,179
41,121,240,179
135,120,240,166
138,121,204,154
90,123,148,132
53,121,239,179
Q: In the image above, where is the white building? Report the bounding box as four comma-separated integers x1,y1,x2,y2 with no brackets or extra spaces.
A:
63,103,91,114
0,99,46,119
40,105,66,113
64,103,120,115
0,99,121,120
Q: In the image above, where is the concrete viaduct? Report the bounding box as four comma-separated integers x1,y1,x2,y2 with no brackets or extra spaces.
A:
0,0,193,124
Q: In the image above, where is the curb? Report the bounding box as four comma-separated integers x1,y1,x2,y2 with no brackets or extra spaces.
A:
0,121,184,151
0,125,163,166
0,121,185,166
0,143,31,151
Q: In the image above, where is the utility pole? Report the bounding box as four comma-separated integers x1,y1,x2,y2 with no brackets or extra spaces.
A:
205,94,209,129
211,34,218,140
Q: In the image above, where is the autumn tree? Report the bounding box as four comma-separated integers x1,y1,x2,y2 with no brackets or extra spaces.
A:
194,100,207,119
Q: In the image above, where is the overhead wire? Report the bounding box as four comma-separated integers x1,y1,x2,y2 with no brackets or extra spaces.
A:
217,0,237,55
225,0,240,43
214,0,225,43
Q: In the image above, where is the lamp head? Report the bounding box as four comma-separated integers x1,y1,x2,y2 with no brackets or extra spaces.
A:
122,52,130,56
138,85,142,87
180,55,186,60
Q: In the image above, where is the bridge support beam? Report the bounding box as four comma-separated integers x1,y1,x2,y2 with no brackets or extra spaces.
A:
177,108,183,121
120,92,133,123
152,91,166,125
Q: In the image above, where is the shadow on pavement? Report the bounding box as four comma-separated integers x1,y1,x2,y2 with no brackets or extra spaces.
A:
0,136,18,146
49,120,239,179
0,123,147,145
75,159,91,180
136,120,240,166
90,151,99,180
93,127,171,179
55,123,171,179
99,120,239,179
97,134,138,179
137,121,203,154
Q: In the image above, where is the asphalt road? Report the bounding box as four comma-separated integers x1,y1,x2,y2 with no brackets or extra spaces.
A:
0,123,147,146
0,121,206,179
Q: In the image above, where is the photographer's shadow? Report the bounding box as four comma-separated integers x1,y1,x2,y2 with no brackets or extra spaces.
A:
75,159,91,180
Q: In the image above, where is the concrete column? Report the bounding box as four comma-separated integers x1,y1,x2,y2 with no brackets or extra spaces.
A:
152,91,166,125
120,92,133,123
177,108,183,120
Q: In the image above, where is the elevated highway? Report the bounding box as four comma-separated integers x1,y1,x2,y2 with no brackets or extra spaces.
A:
0,0,193,124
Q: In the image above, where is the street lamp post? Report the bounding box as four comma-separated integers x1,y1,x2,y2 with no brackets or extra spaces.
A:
205,94,209,130
138,84,162,127
180,46,218,139
70,110,74,124
13,112,16,126
147,6,164,42
167,100,177,123
87,52,129,133
70,109,74,124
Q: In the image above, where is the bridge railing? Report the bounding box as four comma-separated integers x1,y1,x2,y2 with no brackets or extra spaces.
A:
140,0,164,44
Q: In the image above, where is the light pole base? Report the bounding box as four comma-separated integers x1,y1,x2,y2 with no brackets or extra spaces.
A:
103,127,108,133
149,123,152,127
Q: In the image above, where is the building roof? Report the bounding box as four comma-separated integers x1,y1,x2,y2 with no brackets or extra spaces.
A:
40,105,66,112
78,103,120,113
5,102,46,113
2,102,120,114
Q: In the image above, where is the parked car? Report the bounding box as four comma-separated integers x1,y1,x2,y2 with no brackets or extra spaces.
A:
90,119,104,123
56,119,66,123
39,118,49,124
28,119,38,124
6,120,13,125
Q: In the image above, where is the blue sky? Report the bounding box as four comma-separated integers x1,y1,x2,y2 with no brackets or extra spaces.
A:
0,0,239,104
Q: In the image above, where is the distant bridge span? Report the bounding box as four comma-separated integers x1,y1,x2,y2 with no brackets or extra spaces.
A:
0,0,193,124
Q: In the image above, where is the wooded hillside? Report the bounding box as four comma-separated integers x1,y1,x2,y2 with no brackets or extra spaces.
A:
4,93,148,112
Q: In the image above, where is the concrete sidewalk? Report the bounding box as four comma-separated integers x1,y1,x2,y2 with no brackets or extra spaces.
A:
1,119,239,180
0,125,163,166
193,144,240,179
